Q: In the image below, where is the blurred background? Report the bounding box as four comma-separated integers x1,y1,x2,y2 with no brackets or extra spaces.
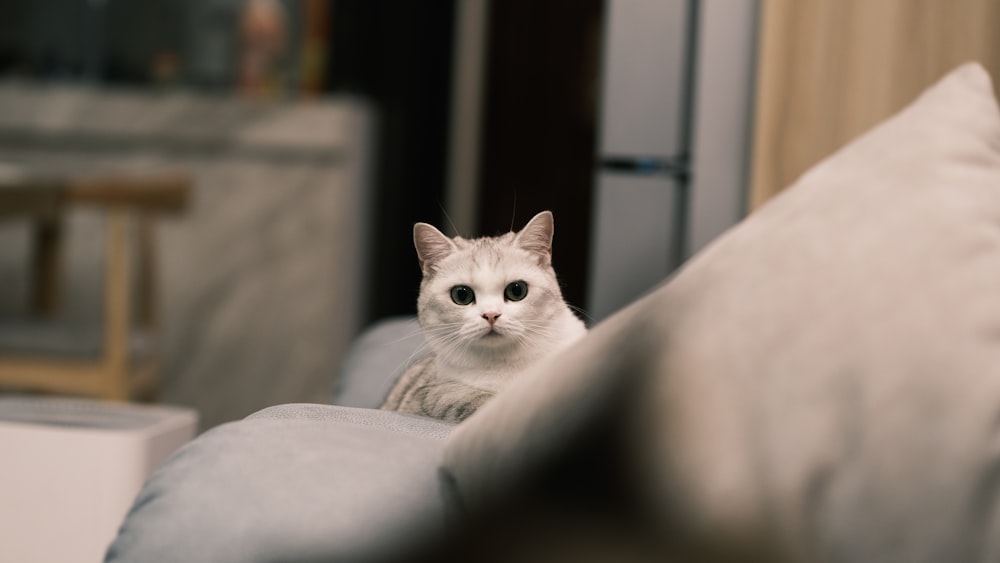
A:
0,0,997,430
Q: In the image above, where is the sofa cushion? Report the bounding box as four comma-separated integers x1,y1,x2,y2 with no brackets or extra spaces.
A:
106,404,454,563
444,62,1000,561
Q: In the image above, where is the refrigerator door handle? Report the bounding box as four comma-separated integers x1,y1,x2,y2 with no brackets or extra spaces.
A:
598,155,689,180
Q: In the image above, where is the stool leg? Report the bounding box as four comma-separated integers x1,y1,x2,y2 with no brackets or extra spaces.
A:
133,213,161,401
30,216,63,318
103,209,131,400
136,214,157,330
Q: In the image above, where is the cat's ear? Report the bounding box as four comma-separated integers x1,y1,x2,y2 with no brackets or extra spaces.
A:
414,222,456,274
515,211,554,265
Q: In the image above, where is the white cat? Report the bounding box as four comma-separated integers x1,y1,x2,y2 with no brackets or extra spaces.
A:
381,211,587,422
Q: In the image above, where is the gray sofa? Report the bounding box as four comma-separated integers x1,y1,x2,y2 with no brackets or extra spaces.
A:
108,63,1000,562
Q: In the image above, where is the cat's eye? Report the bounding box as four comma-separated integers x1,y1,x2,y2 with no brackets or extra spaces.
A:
450,285,475,305
504,281,528,302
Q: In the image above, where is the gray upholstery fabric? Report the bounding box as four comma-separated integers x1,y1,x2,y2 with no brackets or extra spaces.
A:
444,63,1000,562
106,405,454,563
333,317,423,409
249,403,453,440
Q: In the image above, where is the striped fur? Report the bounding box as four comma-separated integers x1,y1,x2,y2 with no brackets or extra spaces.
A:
381,355,494,423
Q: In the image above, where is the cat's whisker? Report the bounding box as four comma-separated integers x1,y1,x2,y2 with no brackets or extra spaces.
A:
382,329,428,347
438,202,462,238
568,304,596,324
400,339,435,365
385,341,434,388
385,324,467,383
515,323,560,340
434,334,471,370
420,327,465,345
418,324,464,335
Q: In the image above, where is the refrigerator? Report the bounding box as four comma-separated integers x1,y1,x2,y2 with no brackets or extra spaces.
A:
587,0,696,320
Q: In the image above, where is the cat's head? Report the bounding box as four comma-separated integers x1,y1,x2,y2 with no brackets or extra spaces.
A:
413,211,574,362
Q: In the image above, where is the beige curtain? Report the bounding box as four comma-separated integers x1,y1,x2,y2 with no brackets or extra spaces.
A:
750,0,1000,209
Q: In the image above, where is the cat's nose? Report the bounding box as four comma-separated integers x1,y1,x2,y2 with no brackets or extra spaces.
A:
482,312,501,326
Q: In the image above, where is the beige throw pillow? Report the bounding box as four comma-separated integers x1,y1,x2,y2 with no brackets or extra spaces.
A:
444,62,1000,562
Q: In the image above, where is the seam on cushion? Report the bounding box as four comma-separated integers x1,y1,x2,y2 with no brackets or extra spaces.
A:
247,404,456,440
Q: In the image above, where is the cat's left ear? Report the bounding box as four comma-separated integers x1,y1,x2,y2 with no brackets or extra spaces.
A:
515,211,554,266
414,222,456,274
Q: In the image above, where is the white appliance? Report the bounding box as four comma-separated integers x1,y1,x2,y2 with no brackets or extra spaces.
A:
0,397,197,563
587,0,758,320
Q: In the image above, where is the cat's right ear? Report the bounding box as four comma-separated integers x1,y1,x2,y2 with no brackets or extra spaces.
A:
414,223,456,274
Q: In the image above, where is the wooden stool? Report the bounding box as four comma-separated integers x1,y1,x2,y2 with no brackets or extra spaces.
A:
0,170,191,400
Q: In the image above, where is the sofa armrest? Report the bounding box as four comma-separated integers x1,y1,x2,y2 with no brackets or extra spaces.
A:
333,317,424,408
106,404,454,563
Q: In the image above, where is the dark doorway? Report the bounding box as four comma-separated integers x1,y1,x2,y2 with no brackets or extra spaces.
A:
327,1,457,322
476,0,604,313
